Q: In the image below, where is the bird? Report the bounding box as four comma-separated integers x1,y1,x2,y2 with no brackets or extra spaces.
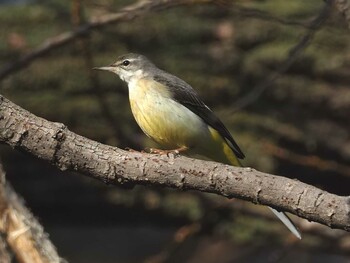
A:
94,53,301,239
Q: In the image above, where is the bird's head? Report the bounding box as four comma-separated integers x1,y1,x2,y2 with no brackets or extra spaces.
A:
94,53,156,83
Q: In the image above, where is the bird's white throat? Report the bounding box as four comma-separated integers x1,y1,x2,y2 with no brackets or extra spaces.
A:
119,69,146,84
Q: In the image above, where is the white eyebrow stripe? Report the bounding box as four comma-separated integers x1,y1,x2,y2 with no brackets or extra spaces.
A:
125,58,137,62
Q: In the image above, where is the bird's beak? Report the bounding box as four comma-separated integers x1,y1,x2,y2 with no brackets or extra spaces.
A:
93,66,114,72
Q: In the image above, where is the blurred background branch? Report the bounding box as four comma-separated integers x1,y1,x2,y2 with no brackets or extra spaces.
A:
71,0,139,148
232,0,332,111
0,0,218,82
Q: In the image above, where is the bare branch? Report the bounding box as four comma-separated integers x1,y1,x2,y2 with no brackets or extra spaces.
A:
230,4,314,28
0,163,65,263
264,141,350,177
0,95,349,232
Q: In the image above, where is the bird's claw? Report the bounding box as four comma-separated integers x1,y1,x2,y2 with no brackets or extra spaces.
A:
148,146,188,157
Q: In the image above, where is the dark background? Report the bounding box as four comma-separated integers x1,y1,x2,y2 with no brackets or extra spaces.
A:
0,0,349,262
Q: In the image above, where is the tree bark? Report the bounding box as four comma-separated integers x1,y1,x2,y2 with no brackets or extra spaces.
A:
0,95,349,232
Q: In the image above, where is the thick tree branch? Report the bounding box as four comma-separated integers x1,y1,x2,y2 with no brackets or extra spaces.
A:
0,95,349,232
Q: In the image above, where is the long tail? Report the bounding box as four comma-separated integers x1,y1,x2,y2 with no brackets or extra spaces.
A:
206,128,301,239
225,144,301,239
268,207,301,239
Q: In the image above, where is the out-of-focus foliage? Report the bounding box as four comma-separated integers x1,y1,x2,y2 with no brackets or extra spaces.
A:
0,0,349,262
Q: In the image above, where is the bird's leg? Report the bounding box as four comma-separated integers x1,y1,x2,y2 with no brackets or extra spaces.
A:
125,147,146,153
149,146,188,155
125,147,136,152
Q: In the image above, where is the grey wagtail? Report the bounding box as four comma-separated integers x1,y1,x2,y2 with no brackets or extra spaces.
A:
95,53,301,239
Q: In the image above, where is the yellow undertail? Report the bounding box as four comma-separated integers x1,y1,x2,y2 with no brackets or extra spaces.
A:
197,127,241,167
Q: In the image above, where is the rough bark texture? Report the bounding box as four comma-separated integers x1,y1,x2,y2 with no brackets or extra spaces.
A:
0,163,65,263
0,95,349,232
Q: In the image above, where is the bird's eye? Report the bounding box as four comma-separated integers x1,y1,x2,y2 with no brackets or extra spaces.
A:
122,60,130,66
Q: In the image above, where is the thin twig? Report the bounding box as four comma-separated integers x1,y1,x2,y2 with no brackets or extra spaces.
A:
232,1,332,111
231,4,314,28
264,141,350,177
0,0,212,82
0,0,321,83
71,0,139,148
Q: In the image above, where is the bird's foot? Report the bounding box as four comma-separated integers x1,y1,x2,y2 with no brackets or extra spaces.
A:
149,146,188,156
125,147,147,153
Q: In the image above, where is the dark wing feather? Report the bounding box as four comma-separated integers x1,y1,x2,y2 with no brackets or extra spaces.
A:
153,73,245,159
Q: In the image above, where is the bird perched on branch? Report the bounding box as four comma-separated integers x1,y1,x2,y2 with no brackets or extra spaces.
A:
95,53,301,239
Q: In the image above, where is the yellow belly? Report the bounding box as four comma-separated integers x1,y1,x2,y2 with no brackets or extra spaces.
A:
129,78,207,148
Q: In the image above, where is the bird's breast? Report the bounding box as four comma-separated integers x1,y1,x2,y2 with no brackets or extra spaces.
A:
128,78,207,149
